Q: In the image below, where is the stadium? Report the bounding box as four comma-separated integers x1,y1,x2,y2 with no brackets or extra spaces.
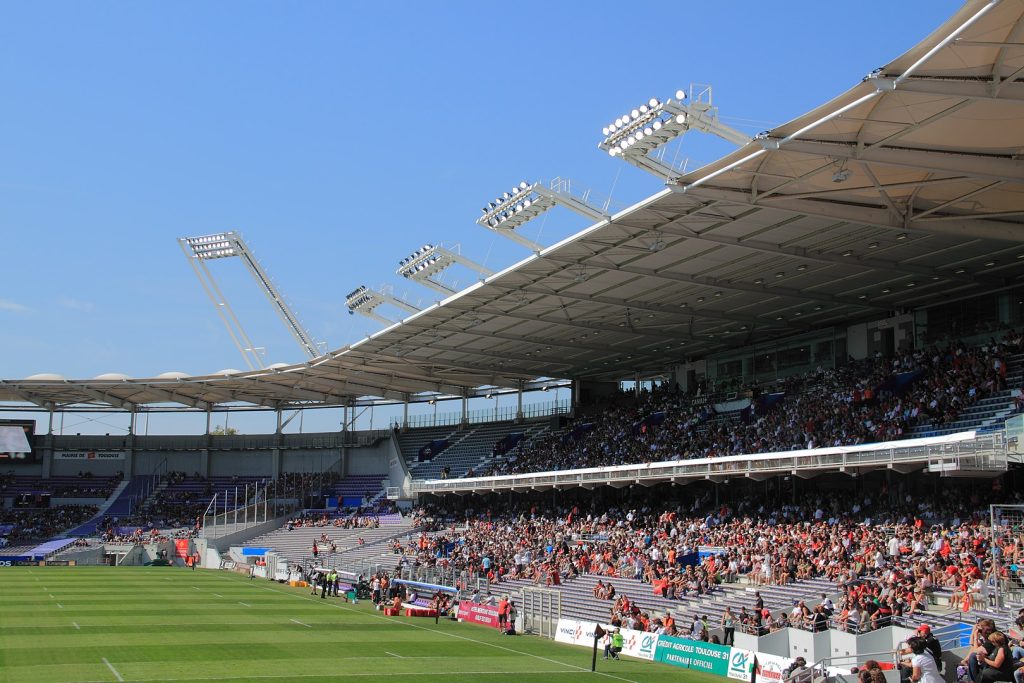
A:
2,1,1024,681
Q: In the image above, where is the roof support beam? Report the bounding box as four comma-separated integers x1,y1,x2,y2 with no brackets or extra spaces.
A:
338,356,532,390
873,76,1024,102
681,184,1024,247
0,382,52,409
535,255,890,313
133,386,212,410
72,386,136,411
646,196,1003,286
771,139,1024,188
194,385,280,409
445,302,692,343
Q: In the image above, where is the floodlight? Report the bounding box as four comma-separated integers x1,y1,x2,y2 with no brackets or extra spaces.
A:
597,86,749,179
396,243,492,294
345,284,419,325
476,177,607,251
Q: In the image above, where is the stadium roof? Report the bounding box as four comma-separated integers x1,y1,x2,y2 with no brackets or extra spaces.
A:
2,0,1022,412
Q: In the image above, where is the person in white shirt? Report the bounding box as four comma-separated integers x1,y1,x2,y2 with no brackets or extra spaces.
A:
908,636,943,683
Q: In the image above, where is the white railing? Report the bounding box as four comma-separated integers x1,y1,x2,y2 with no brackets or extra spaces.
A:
411,430,1005,494
403,399,570,429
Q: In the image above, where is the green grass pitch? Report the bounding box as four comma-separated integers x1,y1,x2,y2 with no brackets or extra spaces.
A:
0,566,722,683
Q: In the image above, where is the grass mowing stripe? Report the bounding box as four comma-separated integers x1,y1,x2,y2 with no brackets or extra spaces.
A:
102,657,124,682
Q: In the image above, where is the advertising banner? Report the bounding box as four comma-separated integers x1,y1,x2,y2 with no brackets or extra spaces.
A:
457,601,501,629
553,618,655,661
727,647,756,682
619,627,658,661
653,635,731,676
174,539,190,558
754,652,793,683
55,451,126,460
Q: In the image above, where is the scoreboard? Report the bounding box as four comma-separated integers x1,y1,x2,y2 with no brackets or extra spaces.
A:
0,419,37,462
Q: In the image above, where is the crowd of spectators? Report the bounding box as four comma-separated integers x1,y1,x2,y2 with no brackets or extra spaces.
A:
54,471,122,498
400,481,1023,637
489,335,1018,476
0,505,98,543
271,471,341,497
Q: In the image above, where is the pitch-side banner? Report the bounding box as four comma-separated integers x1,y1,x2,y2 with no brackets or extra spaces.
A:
651,635,755,682
754,652,792,683
457,601,501,629
553,618,656,661
54,451,126,460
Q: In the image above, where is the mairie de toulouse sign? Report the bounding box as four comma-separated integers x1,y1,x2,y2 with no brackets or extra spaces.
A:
54,451,126,460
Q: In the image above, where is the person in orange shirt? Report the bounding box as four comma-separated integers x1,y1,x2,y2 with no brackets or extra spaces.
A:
497,596,509,631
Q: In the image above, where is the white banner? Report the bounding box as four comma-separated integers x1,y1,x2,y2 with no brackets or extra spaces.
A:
754,652,793,683
728,648,756,682
55,451,126,460
553,618,656,661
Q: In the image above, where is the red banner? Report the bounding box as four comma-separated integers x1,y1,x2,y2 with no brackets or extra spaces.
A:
457,601,501,629
174,539,190,558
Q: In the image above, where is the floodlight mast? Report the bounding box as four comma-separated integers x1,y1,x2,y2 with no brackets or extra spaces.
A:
345,285,420,325
396,243,493,295
598,85,750,179
179,231,324,364
476,178,608,251
177,234,264,370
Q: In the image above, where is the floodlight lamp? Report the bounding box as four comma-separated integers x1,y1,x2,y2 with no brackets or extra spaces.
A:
519,181,528,189
608,148,618,156
639,105,648,114
631,109,640,119
602,127,609,136
675,89,686,100
649,98,659,107
503,192,511,200
675,114,686,125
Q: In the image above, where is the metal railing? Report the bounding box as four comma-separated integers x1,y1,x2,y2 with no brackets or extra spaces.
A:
403,400,570,429
411,431,1006,494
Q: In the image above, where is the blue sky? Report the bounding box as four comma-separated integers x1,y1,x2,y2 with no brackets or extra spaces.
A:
0,1,963,433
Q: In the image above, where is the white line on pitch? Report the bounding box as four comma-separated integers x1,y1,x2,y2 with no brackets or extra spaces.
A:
249,580,636,683
102,657,124,682
49,594,55,599
290,618,312,628
107,672,591,682
385,651,404,658
239,601,252,607
213,593,224,598
192,586,202,591
57,603,64,609
72,622,80,630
